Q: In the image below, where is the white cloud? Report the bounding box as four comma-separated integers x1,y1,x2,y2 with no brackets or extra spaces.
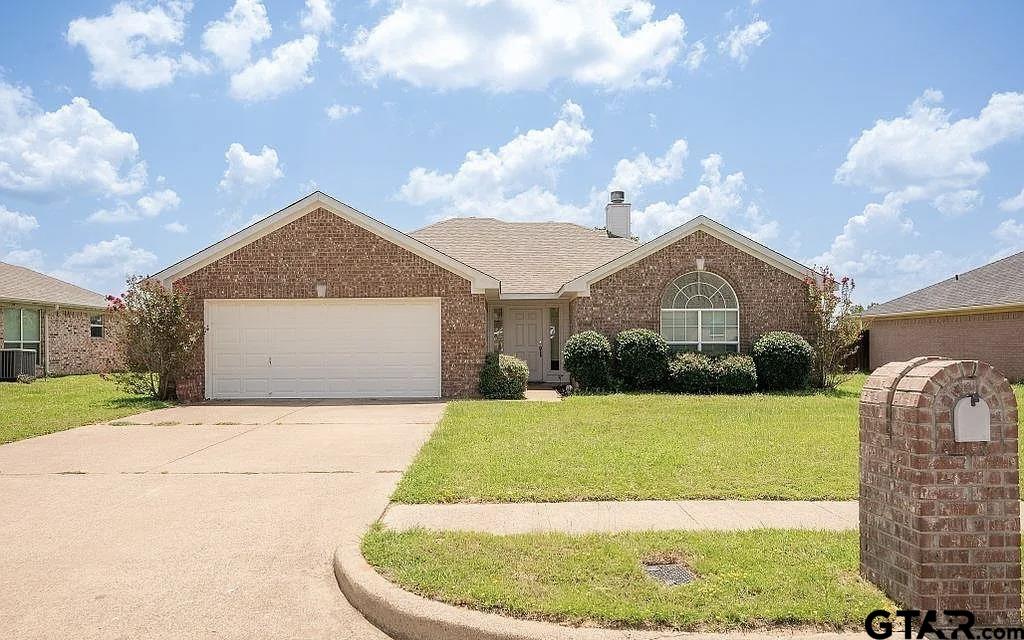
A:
202,0,271,70
219,143,283,192
163,220,188,233
608,139,688,197
57,235,158,292
0,205,39,245
300,0,334,33
932,189,981,216
3,248,45,271
836,90,1024,195
66,0,205,90
632,153,762,239
399,100,592,220
344,0,685,91
0,80,147,196
999,188,1024,213
818,89,1024,301
718,18,770,65
326,103,361,120
88,188,181,223
229,35,319,102
684,41,706,71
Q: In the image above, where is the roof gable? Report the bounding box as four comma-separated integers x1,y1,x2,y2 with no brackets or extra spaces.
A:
0,262,108,309
864,250,1024,317
560,215,814,295
153,192,500,293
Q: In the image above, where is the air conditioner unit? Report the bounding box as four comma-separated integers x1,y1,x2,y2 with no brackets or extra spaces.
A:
0,349,36,381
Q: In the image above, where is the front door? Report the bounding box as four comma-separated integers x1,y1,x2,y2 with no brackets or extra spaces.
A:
508,308,543,381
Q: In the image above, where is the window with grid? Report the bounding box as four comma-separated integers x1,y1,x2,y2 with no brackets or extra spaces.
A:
659,271,739,353
90,315,104,338
4,308,41,363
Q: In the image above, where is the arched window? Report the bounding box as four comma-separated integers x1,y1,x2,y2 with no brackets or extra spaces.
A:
660,271,739,354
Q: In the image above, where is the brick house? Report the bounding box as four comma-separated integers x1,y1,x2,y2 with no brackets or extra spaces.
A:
0,262,120,377
864,251,1024,381
154,191,815,401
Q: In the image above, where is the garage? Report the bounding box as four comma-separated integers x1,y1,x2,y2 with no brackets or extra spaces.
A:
205,298,441,399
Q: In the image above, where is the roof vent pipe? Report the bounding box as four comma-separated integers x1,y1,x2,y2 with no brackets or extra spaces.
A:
605,190,631,238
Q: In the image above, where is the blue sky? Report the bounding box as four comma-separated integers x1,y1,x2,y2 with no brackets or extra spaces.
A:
0,0,1022,304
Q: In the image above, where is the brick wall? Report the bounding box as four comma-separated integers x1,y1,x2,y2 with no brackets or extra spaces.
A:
869,311,1024,381
860,358,1020,627
45,309,121,376
173,207,487,401
570,230,814,351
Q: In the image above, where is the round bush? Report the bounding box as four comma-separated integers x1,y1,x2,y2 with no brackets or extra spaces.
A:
563,331,612,391
712,355,758,394
614,329,670,390
478,352,529,399
667,352,714,394
751,331,814,391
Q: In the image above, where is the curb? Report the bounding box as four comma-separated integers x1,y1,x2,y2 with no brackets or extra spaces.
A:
332,542,857,640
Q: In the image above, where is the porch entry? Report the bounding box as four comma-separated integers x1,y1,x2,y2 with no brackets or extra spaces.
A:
507,308,544,381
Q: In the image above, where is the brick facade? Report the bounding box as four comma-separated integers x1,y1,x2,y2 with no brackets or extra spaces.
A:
570,230,814,350
173,207,487,402
1,304,119,376
869,311,1024,382
860,358,1020,627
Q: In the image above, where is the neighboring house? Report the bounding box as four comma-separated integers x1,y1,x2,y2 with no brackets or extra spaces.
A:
0,262,120,376
863,251,1024,381
154,191,815,401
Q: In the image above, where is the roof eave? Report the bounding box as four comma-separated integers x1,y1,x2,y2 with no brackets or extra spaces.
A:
864,301,1024,320
0,296,107,311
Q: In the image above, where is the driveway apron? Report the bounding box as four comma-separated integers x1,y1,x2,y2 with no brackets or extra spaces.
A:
0,399,443,640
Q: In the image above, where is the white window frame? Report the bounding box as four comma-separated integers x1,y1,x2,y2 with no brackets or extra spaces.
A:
4,307,42,363
659,272,740,353
90,314,104,339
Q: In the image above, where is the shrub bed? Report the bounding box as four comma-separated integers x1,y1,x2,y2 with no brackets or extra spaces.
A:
614,329,670,391
478,352,529,399
564,331,613,391
751,331,814,391
667,352,757,394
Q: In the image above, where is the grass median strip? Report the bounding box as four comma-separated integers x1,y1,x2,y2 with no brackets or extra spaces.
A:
0,375,167,444
363,526,892,631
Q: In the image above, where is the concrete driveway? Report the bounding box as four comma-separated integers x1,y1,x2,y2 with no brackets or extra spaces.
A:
0,399,444,640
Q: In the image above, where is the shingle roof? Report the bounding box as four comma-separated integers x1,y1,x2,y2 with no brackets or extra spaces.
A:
410,218,638,294
0,262,108,309
863,251,1024,317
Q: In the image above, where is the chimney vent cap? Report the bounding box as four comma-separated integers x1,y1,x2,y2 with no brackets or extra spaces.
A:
610,190,625,204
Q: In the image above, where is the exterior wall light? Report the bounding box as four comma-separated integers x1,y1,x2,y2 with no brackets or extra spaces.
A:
315,282,327,298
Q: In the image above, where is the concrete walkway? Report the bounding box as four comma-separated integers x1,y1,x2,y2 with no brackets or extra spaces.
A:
0,399,444,640
382,499,859,534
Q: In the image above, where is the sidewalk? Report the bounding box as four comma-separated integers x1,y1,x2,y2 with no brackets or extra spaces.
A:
382,499,859,534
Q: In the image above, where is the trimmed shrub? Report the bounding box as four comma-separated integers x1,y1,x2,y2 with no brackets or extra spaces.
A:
563,331,613,391
478,352,529,399
614,329,670,390
751,331,814,391
667,352,714,394
713,355,758,394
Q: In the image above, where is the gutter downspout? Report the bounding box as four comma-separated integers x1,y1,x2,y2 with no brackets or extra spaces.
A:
44,305,55,377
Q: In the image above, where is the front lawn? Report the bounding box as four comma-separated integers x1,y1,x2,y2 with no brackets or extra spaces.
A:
394,376,867,502
0,374,168,444
363,527,892,631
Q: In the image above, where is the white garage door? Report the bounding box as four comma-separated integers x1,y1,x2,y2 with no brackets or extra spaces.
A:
205,299,441,399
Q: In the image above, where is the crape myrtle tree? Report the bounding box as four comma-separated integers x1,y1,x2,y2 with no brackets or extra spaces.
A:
107,275,204,401
804,266,861,390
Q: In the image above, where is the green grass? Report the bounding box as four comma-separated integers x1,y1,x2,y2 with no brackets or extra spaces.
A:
363,527,892,632
394,376,869,502
0,374,168,444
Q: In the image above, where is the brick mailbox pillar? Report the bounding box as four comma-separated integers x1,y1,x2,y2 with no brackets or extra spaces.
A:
860,357,1021,626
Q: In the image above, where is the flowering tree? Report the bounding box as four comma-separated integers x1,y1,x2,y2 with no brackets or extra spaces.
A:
108,276,204,400
804,266,862,390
